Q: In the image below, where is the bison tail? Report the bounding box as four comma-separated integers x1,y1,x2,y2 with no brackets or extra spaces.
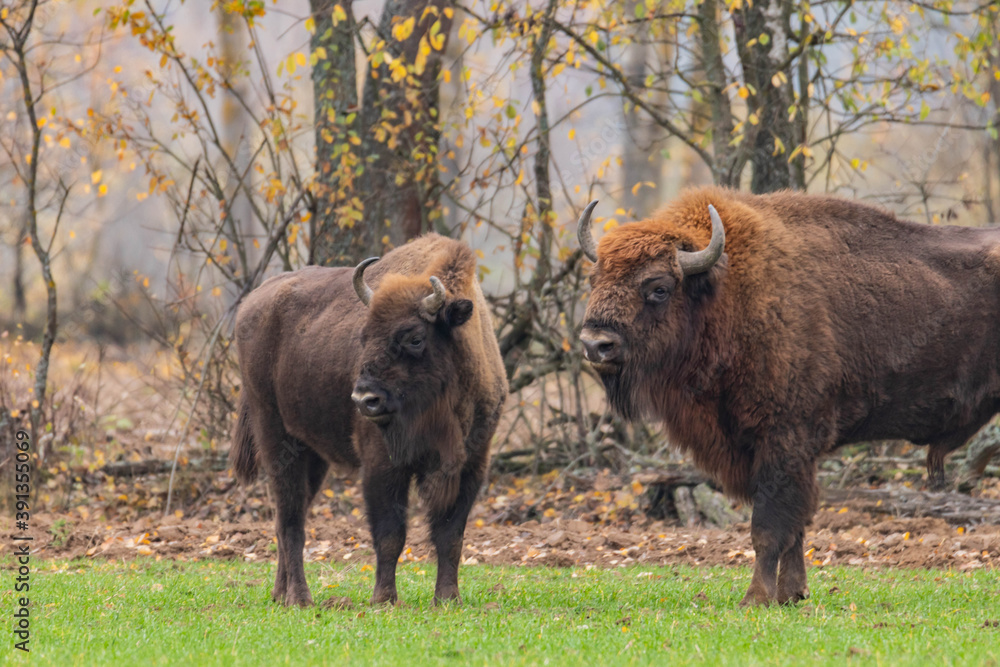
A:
230,393,259,485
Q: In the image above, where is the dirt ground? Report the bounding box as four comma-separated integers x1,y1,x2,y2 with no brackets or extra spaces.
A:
9,475,1000,575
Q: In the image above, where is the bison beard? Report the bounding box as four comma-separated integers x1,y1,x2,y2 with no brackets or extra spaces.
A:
377,400,466,512
578,187,1000,607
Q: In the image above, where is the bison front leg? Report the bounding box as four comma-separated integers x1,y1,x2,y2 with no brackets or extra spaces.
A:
776,528,809,604
364,466,411,605
427,465,484,605
741,458,816,607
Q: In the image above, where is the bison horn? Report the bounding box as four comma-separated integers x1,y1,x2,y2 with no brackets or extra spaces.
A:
421,276,447,318
576,200,600,262
352,256,379,306
677,204,726,276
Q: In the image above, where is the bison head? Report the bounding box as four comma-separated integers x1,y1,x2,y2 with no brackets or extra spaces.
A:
577,201,727,420
349,257,474,463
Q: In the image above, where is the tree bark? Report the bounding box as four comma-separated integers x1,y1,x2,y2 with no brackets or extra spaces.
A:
309,0,361,265
357,0,453,253
733,0,803,193
697,0,740,188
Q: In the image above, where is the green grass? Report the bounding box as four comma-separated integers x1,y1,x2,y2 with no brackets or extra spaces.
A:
6,559,1000,666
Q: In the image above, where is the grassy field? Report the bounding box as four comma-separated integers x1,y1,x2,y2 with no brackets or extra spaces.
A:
5,559,999,666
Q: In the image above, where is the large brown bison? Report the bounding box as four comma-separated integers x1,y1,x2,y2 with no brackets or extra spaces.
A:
576,187,1000,606
230,235,507,607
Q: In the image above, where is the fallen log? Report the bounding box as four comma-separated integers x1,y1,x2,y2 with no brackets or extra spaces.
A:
692,483,749,528
821,487,1000,525
672,486,699,527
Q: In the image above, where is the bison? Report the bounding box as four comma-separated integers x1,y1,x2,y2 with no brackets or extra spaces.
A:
576,187,1000,606
230,234,507,607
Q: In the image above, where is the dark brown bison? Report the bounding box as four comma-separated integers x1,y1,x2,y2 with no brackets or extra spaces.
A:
576,187,1000,606
230,234,507,607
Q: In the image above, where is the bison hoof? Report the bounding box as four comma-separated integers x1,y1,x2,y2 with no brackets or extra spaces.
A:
778,587,809,605
433,592,462,607
371,589,398,606
283,591,314,608
739,590,775,607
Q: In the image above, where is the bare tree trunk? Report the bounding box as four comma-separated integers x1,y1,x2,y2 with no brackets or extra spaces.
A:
358,0,453,253
309,0,361,265
217,5,255,277
12,219,27,320
529,0,558,287
5,1,58,447
734,0,802,193
697,0,740,188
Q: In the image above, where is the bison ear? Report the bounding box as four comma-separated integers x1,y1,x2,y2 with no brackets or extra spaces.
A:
444,299,474,328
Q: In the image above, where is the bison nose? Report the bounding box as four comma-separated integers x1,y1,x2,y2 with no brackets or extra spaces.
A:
351,384,392,419
580,329,623,365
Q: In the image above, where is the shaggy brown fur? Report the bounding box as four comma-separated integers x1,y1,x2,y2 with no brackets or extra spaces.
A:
581,186,1000,606
231,234,507,607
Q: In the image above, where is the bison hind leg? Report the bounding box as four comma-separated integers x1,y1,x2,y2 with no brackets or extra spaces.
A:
265,434,328,608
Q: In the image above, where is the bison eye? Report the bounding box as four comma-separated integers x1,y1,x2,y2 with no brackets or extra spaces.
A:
408,335,424,350
646,285,670,304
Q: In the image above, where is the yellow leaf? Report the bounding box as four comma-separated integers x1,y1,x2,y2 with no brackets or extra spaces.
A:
295,52,307,68
515,169,524,186
393,16,415,42
98,184,108,197
36,117,47,128
59,137,71,148
332,4,347,22
738,86,749,99
91,169,103,184
219,239,228,251
323,489,334,498
211,286,222,297
305,16,316,33
441,69,451,83
568,128,576,140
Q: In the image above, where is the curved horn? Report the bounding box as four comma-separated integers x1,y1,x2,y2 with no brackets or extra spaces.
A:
421,276,447,317
352,257,379,306
576,200,600,262
677,204,726,276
